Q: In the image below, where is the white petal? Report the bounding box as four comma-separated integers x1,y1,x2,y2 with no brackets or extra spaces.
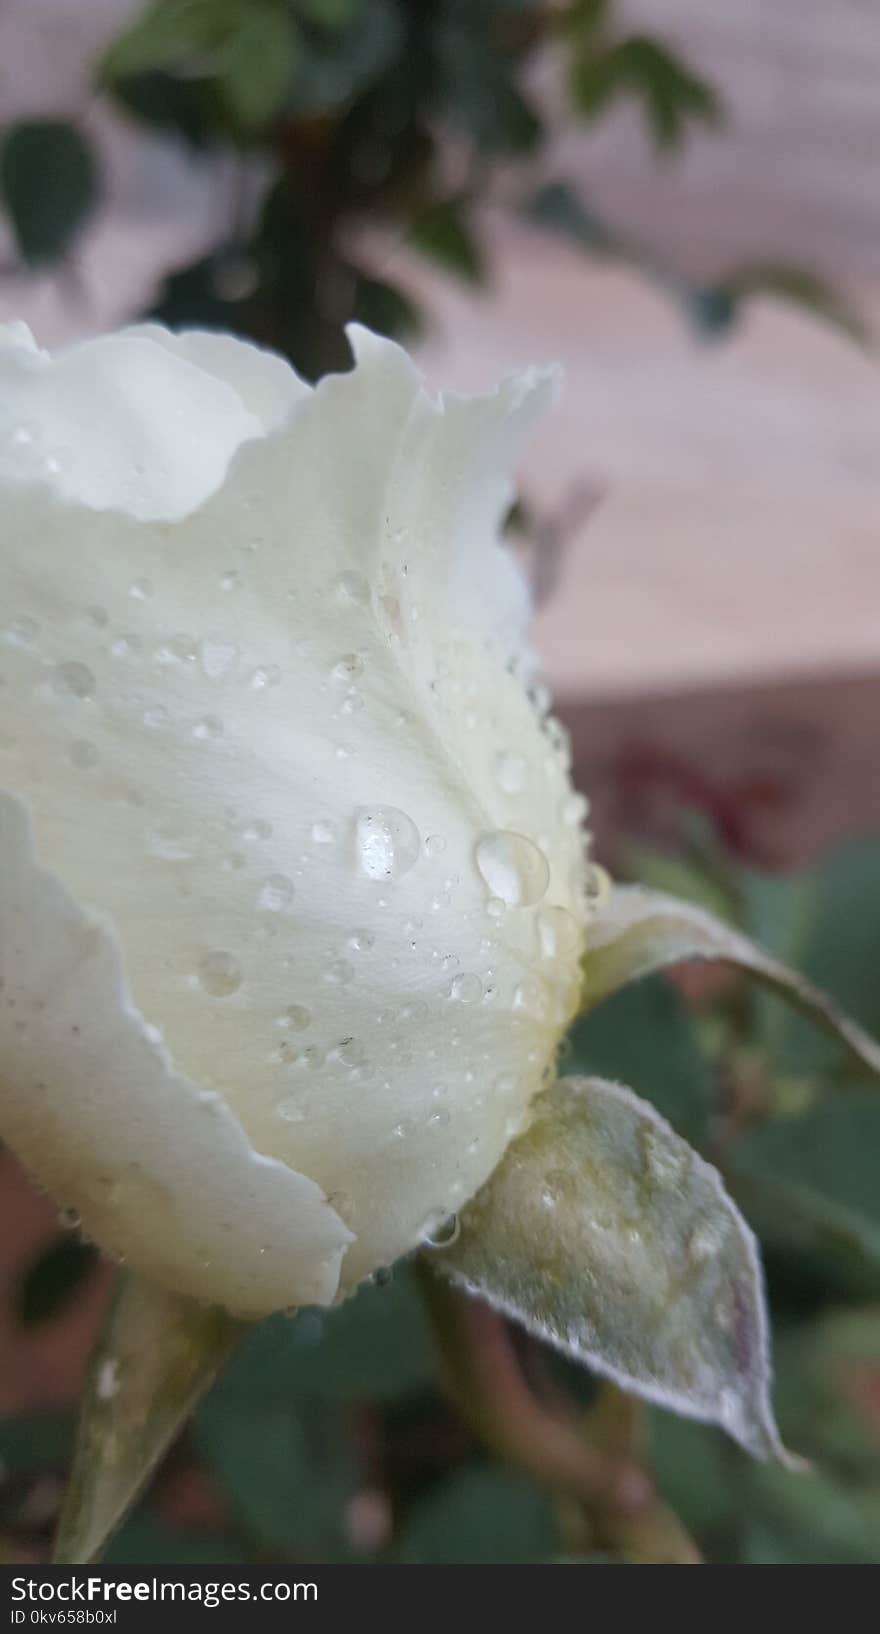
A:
0,324,306,523
0,325,587,1305
0,791,352,1317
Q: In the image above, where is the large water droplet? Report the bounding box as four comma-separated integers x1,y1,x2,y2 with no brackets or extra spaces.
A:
200,638,238,680
355,807,421,881
275,1004,311,1031
495,750,527,795
419,1210,460,1249
257,874,295,912
474,830,549,907
51,661,95,700
448,973,483,1005
197,951,242,997
332,570,370,606
331,653,364,685
536,905,581,960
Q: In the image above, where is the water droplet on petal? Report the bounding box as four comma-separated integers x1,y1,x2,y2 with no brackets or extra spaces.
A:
197,951,242,997
640,1123,689,1190
536,905,581,960
276,1005,311,1031
332,570,370,606
193,714,223,740
311,819,338,845
448,973,483,1005
474,830,549,907
324,959,354,985
495,750,527,795
200,638,238,680
355,807,421,881
277,1096,305,1123
257,874,295,912
332,653,364,685
687,1218,725,1264
51,661,95,700
419,1210,460,1249
69,739,99,770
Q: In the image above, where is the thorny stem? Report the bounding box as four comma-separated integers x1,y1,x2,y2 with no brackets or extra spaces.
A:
419,1269,701,1565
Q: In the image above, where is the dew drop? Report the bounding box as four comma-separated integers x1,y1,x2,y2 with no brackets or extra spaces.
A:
220,569,241,592
3,615,38,646
129,577,153,600
276,1004,311,1031
561,791,589,827
332,570,370,606
157,632,197,665
277,1096,305,1123
687,1219,725,1264
58,1206,81,1230
193,714,223,740
348,929,374,951
640,1124,688,1191
355,807,421,881
69,739,99,771
251,664,281,690
257,874,294,912
51,661,95,700
143,705,169,730
536,905,581,960
324,959,354,985
495,750,527,795
448,973,483,1005
419,1210,460,1249
583,863,612,911
474,830,549,907
243,818,273,843
197,951,242,997
200,638,238,680
311,819,338,845
331,653,364,685
424,834,446,859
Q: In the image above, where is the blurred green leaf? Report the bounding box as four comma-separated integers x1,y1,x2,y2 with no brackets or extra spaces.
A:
196,1393,357,1556
290,0,404,115
396,1467,560,1563
214,1267,435,1407
100,0,224,81
0,1413,72,1478
732,1092,880,1294
433,21,542,155
352,273,422,341
408,198,484,283
566,977,712,1146
569,34,720,150
110,70,221,147
0,121,98,265
216,5,299,126
105,1513,243,1564
742,1462,880,1564
742,838,880,1080
524,182,615,256
772,1308,880,1476
713,264,868,345
648,1412,736,1536
16,1235,99,1327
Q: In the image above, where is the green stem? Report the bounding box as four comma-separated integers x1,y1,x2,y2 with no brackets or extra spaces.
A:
419,1268,700,1564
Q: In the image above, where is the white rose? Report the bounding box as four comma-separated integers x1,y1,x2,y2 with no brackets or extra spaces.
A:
0,319,591,1318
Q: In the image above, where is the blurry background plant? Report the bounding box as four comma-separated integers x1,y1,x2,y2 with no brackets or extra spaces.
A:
0,0,878,1569
0,0,860,379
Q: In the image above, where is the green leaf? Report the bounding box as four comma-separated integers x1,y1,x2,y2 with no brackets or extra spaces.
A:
566,977,712,1146
583,885,880,1084
213,1265,435,1407
0,121,98,265
352,273,422,341
396,1467,560,1564
100,0,223,81
104,1513,243,1564
569,35,720,150
722,264,868,345
524,182,615,256
290,0,403,114
743,1462,880,1565
742,839,880,1080
408,198,485,284
0,1412,72,1478
216,5,299,126
53,1274,243,1565
16,1234,99,1326
732,1092,880,1294
771,1308,880,1477
195,1393,357,1556
437,1074,789,1461
433,21,542,156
